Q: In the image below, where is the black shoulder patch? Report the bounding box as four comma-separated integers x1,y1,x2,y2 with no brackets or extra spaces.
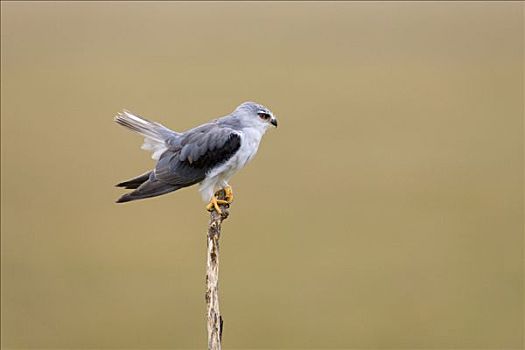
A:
154,132,242,187
188,133,241,168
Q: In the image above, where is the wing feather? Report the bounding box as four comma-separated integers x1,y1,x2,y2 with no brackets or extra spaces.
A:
154,125,241,187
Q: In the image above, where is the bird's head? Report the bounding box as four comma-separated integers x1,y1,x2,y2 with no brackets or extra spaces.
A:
234,101,278,129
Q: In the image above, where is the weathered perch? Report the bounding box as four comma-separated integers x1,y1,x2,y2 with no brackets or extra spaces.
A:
205,189,229,350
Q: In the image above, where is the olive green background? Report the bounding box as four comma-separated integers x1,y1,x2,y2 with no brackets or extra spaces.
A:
1,2,523,349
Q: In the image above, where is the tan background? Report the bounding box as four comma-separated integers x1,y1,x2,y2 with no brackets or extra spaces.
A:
1,2,523,349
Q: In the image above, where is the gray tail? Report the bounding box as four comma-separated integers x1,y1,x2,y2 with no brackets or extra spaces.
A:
114,110,179,141
114,110,180,160
116,178,178,203
116,171,153,189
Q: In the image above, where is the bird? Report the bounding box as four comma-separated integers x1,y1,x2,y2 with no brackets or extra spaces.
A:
114,102,278,213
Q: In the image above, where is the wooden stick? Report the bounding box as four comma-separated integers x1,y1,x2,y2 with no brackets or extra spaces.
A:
205,190,229,350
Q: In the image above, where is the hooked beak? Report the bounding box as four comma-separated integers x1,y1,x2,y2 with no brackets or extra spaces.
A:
270,117,278,127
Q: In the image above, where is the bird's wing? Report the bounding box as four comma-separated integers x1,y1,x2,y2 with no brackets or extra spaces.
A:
115,110,180,160
154,123,242,187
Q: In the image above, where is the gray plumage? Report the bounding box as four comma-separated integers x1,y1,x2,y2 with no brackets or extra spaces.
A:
115,102,277,203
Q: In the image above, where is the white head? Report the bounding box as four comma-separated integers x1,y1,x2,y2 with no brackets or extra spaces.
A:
232,101,278,130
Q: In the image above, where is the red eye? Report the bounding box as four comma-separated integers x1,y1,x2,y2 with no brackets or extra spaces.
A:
258,113,271,120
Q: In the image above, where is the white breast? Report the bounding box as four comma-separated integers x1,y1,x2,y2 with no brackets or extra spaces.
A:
234,127,264,168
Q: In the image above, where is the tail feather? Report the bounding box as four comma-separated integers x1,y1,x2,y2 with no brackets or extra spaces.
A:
114,110,179,160
116,171,152,189
116,179,178,203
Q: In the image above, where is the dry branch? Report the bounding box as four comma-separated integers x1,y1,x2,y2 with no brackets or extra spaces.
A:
205,189,229,350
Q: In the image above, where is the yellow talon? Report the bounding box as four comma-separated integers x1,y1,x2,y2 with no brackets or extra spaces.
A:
223,186,234,203
206,195,229,214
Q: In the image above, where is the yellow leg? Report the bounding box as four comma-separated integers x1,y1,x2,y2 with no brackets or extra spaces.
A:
206,195,229,214
223,185,234,203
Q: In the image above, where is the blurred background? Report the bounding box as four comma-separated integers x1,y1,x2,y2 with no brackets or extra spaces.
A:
1,2,523,349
